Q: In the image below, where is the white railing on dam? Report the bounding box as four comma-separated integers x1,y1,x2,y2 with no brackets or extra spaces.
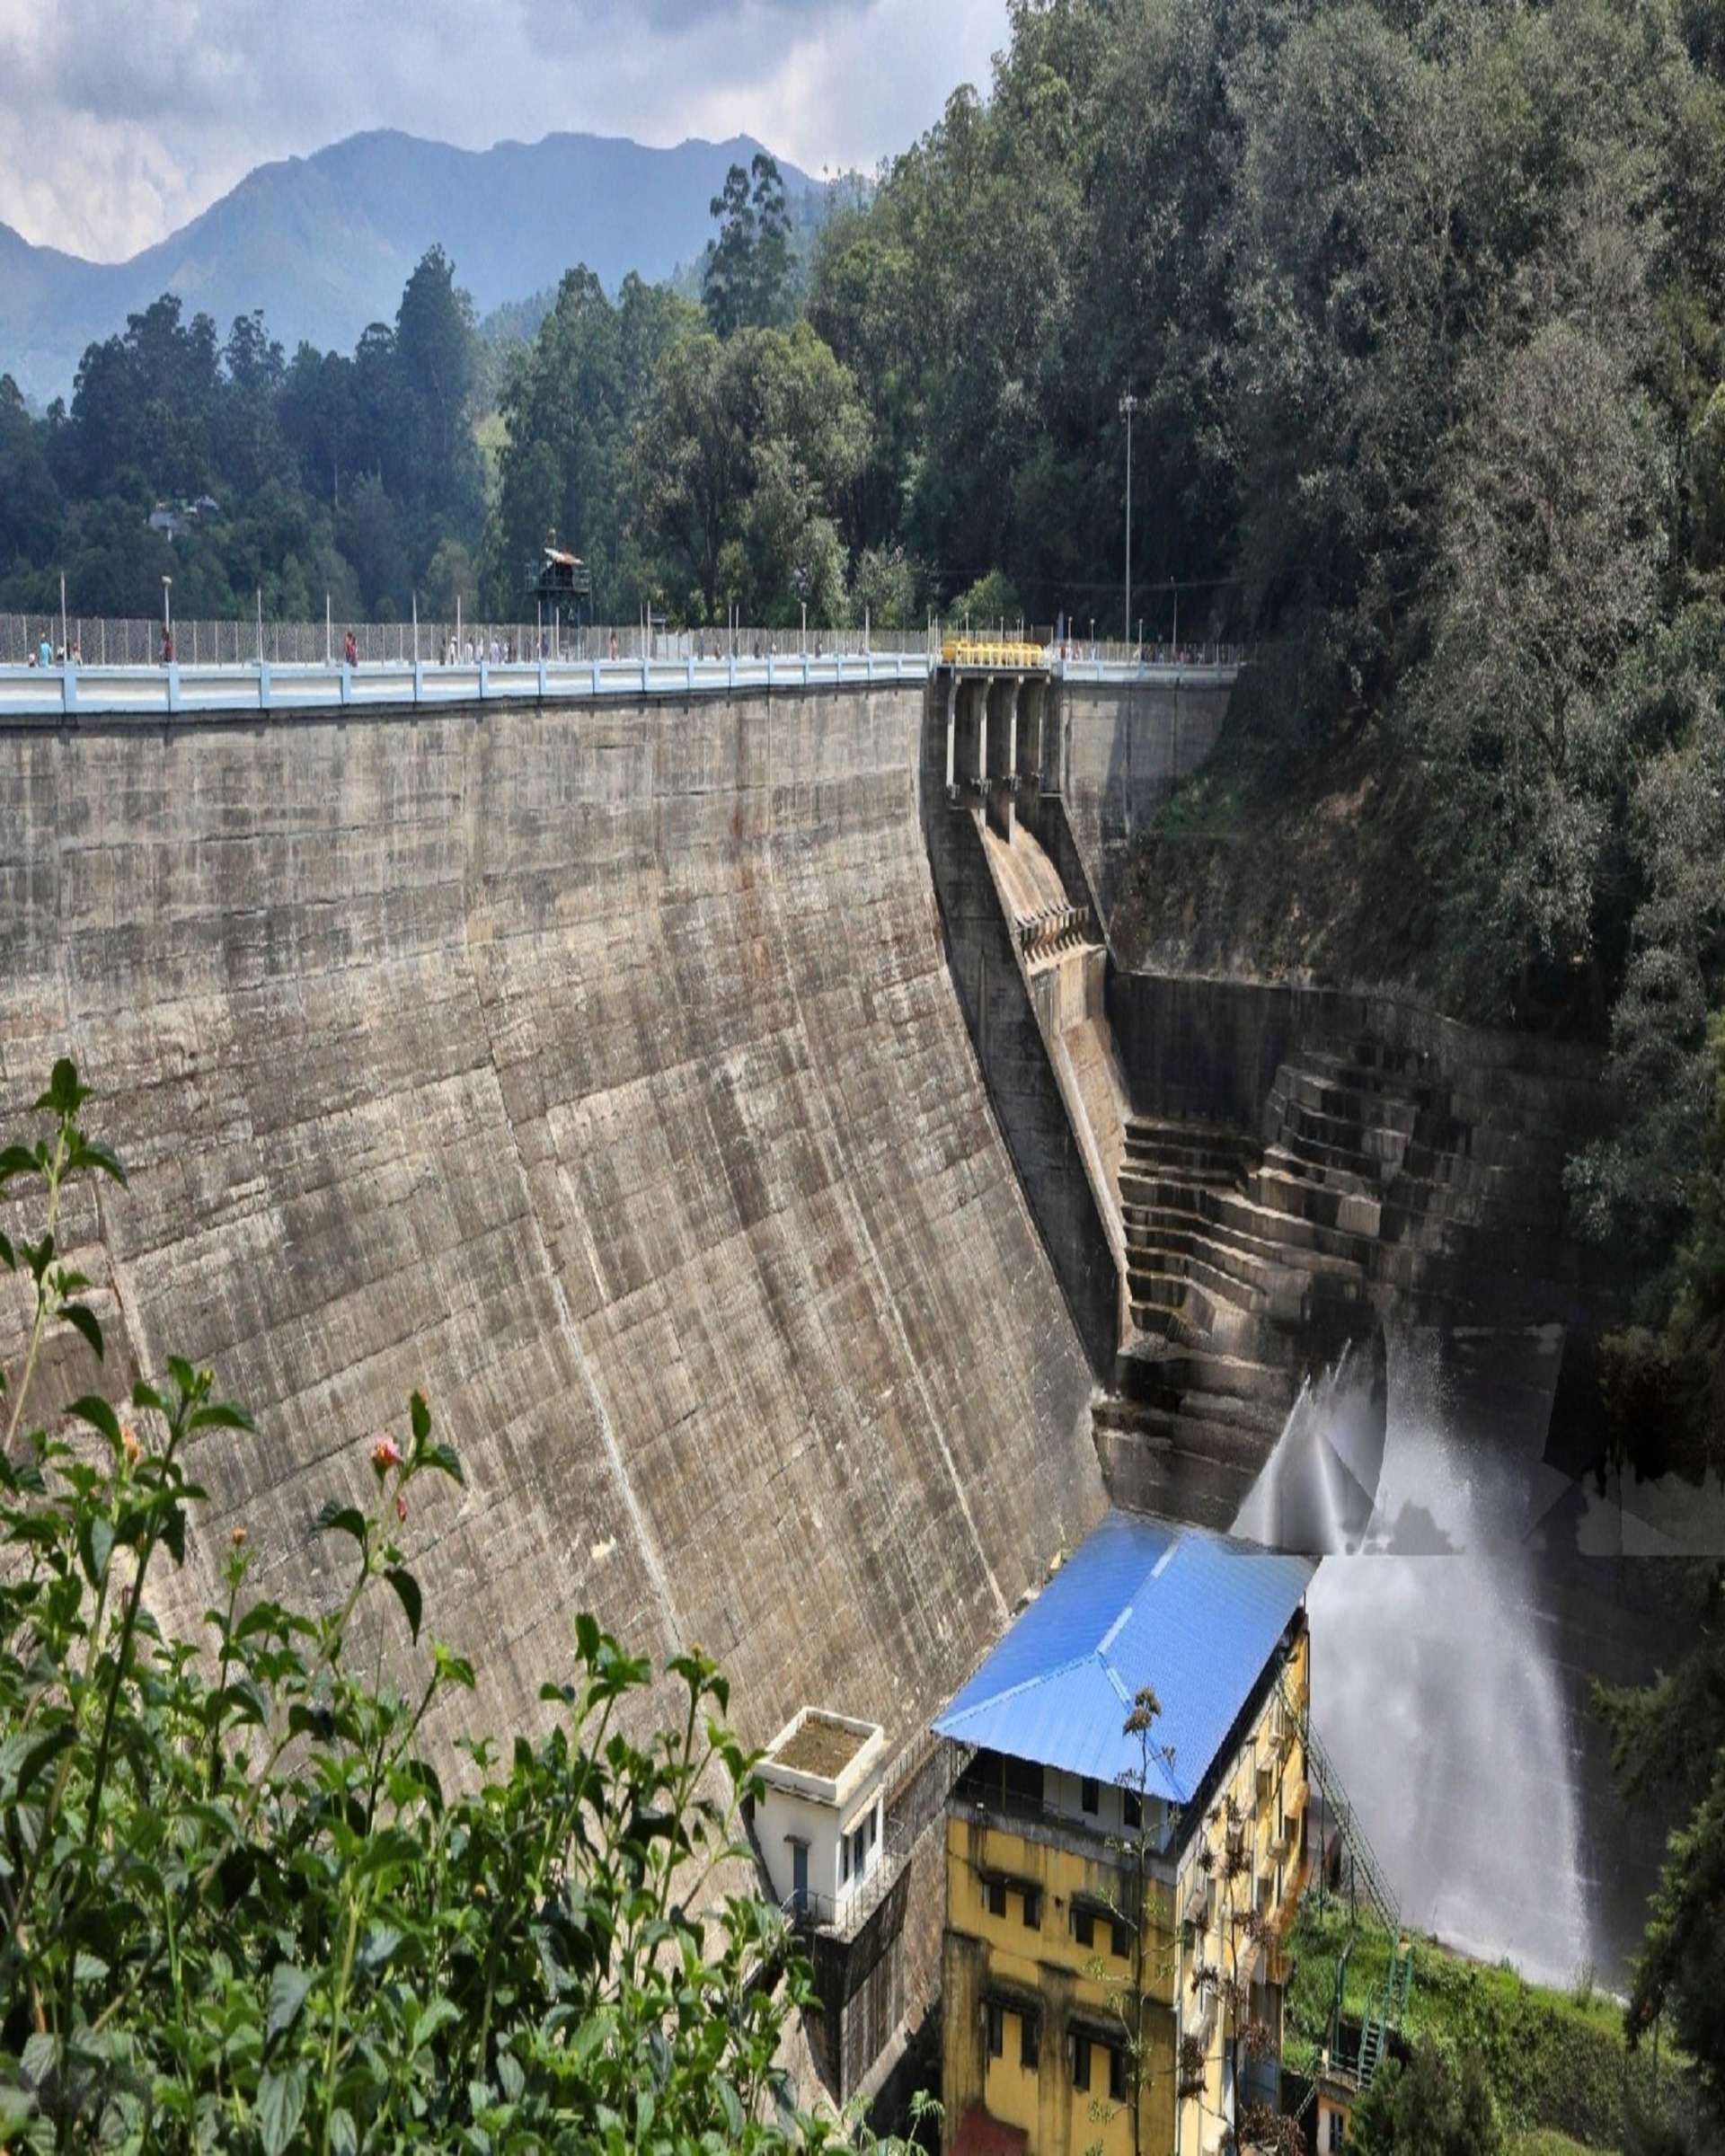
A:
1057,657,1237,689
0,651,1239,724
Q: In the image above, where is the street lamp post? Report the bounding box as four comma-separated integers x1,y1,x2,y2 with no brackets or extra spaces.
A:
162,575,172,663
1119,390,1138,653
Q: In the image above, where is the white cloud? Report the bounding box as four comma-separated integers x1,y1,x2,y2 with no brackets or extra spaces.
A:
0,0,1009,260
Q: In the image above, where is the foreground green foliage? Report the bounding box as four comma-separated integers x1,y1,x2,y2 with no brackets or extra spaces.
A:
0,1065,828,2152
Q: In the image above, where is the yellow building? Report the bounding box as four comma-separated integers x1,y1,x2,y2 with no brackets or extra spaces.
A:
933,1513,1314,2156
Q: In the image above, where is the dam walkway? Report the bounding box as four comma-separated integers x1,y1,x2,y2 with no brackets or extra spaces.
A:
0,649,1238,725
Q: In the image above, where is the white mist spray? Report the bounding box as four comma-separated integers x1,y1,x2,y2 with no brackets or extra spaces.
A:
1234,1330,1590,1986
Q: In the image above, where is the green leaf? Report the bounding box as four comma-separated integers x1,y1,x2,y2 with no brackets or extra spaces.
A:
0,1143,39,1184
385,1566,422,1641
421,1440,465,1486
433,1643,475,1692
67,1394,121,1449
411,1996,462,2054
717,2079,745,2138
41,1058,90,1116
5,1722,75,1798
314,1501,368,1548
265,1962,314,2045
328,2107,358,2156
496,2052,526,2103
389,1755,444,1813
410,1391,431,1445
68,1136,127,1187
189,1401,255,1435
20,2031,57,2088
61,1303,104,1360
77,1510,115,1588
357,1922,402,1973
255,2063,306,2156
0,2086,37,2131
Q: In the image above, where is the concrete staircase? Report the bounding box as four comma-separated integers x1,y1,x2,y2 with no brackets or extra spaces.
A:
1094,1036,1576,1527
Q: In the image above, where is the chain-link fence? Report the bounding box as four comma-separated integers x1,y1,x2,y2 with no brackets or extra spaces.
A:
2,613,1243,671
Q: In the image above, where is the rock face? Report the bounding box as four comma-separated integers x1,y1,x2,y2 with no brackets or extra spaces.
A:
0,688,1104,1759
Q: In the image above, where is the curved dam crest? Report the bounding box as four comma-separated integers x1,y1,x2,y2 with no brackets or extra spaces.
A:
0,686,1104,1754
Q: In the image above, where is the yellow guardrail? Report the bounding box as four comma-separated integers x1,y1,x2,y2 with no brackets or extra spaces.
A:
940,637,1048,669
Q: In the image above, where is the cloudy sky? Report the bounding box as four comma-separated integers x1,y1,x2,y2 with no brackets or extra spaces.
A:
0,0,1010,261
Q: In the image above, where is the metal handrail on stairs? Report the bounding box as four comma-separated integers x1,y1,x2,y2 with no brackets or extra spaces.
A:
1275,1672,1415,2098
1281,1679,1399,1939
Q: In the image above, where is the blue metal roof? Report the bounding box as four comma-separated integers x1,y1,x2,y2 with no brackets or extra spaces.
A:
933,1512,1314,1805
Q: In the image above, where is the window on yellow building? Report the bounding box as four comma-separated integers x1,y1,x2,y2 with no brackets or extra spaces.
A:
1071,2030,1127,2099
1328,2110,1345,2152
1081,1776,1100,1815
1022,1884,1042,1930
1021,2010,1039,2071
985,1876,1007,1919
986,2001,1004,2059
1072,1905,1095,1949
1110,1914,1131,1957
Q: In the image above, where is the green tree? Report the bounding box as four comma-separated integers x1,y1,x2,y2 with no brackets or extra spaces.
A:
0,376,62,576
1566,609,1725,1293
216,312,290,498
703,154,794,339
632,323,868,623
1601,1555,1725,2134
58,295,222,504
1412,323,1663,1019
1351,2039,1501,2156
486,269,695,619
392,244,482,535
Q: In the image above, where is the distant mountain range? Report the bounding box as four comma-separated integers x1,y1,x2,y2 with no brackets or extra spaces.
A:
0,128,817,405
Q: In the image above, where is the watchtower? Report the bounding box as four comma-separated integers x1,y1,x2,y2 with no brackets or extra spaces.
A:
523,535,593,655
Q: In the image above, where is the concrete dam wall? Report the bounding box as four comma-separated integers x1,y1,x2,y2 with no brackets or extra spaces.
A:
0,687,1104,1762
1057,676,1232,917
